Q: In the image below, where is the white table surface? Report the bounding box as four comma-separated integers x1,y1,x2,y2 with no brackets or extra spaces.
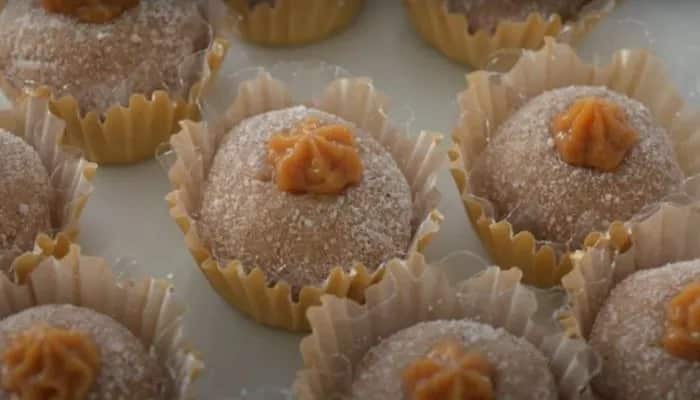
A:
51,0,700,398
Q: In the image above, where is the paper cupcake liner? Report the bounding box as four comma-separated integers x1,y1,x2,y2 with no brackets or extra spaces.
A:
0,0,228,165
165,64,445,332
227,0,366,46
0,245,203,399
450,38,700,288
0,96,96,281
295,252,600,399
402,0,613,68
560,202,700,339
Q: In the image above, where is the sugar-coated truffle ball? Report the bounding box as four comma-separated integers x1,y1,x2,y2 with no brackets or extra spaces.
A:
470,86,683,247
0,130,51,271
0,0,210,111
350,319,558,400
590,260,700,399
0,304,172,399
198,106,413,293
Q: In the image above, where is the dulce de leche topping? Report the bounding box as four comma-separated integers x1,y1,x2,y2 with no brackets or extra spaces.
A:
663,281,700,361
267,118,363,195
2,325,101,400
402,340,496,400
42,0,140,23
551,96,638,172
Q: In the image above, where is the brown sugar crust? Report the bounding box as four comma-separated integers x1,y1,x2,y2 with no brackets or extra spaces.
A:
2,325,100,400
198,106,413,292
446,0,591,33
0,0,210,111
350,320,557,400
41,0,139,23
590,261,700,399
0,304,171,400
267,118,363,195
0,130,51,272
469,86,683,247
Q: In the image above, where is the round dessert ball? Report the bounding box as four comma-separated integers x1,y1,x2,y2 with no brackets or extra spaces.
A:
0,130,51,271
198,106,413,293
590,260,700,400
350,319,558,399
0,304,171,399
446,0,591,33
0,0,210,111
470,85,683,247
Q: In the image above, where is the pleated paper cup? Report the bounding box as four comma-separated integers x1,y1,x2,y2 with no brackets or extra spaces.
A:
295,252,600,399
450,38,700,288
0,1,228,165
402,0,614,68
560,199,700,339
164,63,445,332
0,96,96,281
227,0,365,46
0,245,203,399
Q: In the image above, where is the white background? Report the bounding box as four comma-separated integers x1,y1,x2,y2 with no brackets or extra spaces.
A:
47,1,700,398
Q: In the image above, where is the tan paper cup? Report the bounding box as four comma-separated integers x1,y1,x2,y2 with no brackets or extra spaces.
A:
0,2,228,165
0,245,203,399
295,252,600,399
164,63,445,332
227,0,366,46
450,38,700,288
402,0,613,68
560,198,700,339
0,96,96,280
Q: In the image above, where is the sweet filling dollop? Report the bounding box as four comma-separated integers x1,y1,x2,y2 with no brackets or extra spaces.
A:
402,339,496,400
551,96,638,172
267,118,363,195
42,0,139,23
664,281,700,361
2,325,101,400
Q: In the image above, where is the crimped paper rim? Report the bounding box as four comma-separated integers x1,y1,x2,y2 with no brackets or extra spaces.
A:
0,96,96,281
0,0,229,164
227,0,366,46
560,202,700,339
0,245,203,399
450,38,700,288
295,253,600,400
165,66,445,332
402,0,614,68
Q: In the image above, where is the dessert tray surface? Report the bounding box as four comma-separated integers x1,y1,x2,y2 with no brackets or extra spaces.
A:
2,1,696,398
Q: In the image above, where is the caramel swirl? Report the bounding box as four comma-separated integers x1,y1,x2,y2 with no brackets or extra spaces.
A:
664,281,700,361
402,340,496,400
42,0,139,24
2,325,101,400
551,96,638,172
267,118,363,195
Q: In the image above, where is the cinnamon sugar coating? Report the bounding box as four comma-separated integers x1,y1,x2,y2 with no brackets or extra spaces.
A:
0,131,51,272
470,86,683,247
198,106,413,293
0,0,210,111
